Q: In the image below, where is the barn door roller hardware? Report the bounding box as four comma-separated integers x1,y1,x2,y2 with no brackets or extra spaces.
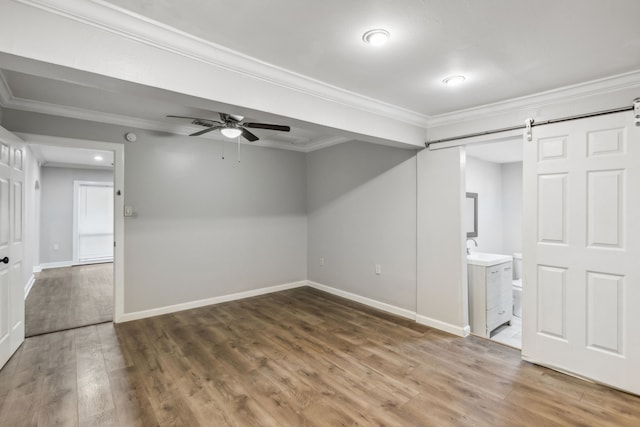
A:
426,100,638,147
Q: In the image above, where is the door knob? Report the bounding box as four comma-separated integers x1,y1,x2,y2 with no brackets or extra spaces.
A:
1,257,8,264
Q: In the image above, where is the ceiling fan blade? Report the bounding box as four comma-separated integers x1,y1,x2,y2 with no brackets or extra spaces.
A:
219,112,231,122
167,115,209,121
244,123,290,132
241,128,259,142
189,126,222,137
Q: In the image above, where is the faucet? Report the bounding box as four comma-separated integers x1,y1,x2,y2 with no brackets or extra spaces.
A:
466,238,478,255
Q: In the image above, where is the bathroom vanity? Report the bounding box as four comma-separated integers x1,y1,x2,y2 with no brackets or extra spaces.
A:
467,253,513,338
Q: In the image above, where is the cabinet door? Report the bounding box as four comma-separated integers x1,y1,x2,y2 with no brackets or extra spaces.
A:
486,265,502,309
500,263,514,307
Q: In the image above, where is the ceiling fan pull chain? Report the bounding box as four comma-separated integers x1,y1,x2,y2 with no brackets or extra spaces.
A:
237,137,241,163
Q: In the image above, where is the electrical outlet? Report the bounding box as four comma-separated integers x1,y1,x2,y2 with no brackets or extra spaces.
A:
53,243,59,251
375,264,381,275
320,257,325,266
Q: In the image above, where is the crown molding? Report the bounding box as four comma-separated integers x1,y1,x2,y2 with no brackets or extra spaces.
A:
427,69,640,128
302,136,351,152
14,0,429,128
0,70,13,104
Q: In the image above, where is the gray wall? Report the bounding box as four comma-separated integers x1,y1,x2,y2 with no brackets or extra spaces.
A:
123,132,307,312
3,110,307,313
417,147,468,333
306,141,417,311
40,166,113,264
466,156,504,253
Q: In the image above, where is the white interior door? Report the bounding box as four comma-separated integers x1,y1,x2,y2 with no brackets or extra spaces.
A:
0,130,25,370
522,111,639,394
74,181,113,264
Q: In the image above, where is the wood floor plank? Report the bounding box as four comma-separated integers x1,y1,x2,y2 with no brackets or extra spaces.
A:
2,286,640,426
75,326,119,426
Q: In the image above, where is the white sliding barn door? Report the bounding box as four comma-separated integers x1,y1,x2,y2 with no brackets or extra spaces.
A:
522,111,639,394
0,130,25,370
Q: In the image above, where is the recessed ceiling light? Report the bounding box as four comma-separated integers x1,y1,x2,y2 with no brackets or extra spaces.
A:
362,29,390,47
442,75,466,86
94,155,103,161
221,127,242,139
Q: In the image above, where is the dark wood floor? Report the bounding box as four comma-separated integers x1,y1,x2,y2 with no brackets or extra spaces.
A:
25,263,113,337
2,287,639,426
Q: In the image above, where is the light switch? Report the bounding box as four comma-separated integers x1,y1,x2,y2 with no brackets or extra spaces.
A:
375,264,382,275
124,206,134,217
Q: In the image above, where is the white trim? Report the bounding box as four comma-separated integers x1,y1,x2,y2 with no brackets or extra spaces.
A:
0,70,13,104
416,315,471,337
33,265,42,273
16,132,126,323
73,258,113,266
14,0,429,128
427,69,640,128
306,280,416,321
119,281,307,323
24,274,36,299
302,136,352,153
39,260,73,270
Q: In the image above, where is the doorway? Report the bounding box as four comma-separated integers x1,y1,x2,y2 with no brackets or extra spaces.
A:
463,137,523,349
21,136,124,337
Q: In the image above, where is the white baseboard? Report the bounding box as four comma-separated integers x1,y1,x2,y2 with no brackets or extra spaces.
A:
118,280,307,323
33,266,42,273
39,261,73,270
306,280,417,321
74,257,113,265
416,315,471,337
24,274,36,299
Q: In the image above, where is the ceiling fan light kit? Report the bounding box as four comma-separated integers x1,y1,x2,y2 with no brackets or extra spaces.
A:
220,127,242,139
167,112,290,142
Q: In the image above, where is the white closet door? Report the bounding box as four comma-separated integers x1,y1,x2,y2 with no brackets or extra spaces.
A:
522,111,640,394
0,129,25,370
75,183,113,263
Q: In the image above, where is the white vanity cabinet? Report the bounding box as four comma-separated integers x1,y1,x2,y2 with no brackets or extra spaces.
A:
468,257,513,338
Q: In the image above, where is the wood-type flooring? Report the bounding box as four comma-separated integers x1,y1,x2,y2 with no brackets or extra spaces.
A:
2,287,639,426
25,263,113,337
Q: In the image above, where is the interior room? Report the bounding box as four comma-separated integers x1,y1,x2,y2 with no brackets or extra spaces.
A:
0,1,639,425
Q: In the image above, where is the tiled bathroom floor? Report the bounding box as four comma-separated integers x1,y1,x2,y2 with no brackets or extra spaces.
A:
491,315,522,349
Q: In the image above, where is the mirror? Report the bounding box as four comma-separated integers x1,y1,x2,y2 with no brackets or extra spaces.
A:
465,192,478,238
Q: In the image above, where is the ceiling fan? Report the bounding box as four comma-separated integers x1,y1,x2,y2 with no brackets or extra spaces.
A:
167,113,290,142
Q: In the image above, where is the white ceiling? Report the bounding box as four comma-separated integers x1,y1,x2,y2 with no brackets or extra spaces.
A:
29,144,114,169
466,139,523,164
104,0,640,116
0,1,639,153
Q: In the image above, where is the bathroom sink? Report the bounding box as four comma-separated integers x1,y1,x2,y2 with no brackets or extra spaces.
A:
467,252,513,267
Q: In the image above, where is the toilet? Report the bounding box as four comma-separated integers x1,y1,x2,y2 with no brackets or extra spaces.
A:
512,252,523,317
